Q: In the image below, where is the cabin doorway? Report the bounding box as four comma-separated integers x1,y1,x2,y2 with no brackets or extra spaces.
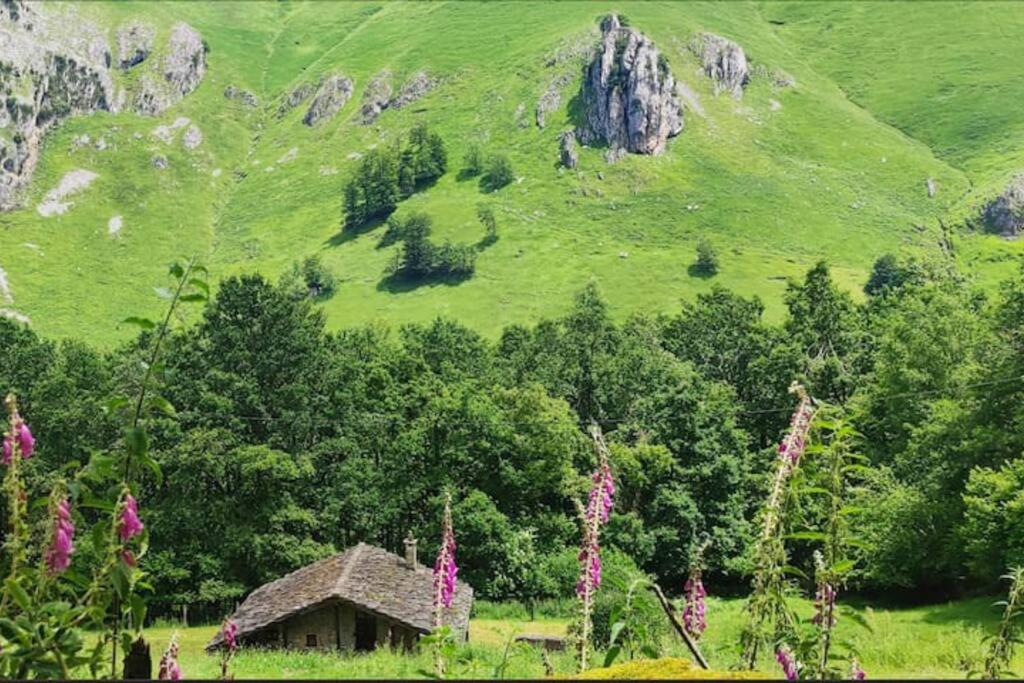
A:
355,612,377,652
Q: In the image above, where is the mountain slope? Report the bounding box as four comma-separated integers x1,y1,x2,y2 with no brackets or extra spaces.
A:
0,1,1019,345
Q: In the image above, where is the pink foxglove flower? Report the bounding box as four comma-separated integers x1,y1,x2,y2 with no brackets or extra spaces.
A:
122,549,137,567
777,387,814,466
44,497,75,574
433,496,458,612
682,569,707,639
775,645,800,681
2,436,10,465
576,453,615,601
118,493,144,541
222,618,239,652
16,421,33,459
850,659,866,680
158,635,182,680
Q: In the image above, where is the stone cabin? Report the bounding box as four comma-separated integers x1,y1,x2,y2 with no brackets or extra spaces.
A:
205,540,473,653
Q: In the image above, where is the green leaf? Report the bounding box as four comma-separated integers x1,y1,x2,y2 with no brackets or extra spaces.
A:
188,278,210,294
125,426,149,458
787,531,828,541
130,594,147,631
122,316,156,330
5,578,31,611
146,395,177,417
168,262,185,279
831,559,856,574
608,621,626,647
603,644,622,668
179,292,207,303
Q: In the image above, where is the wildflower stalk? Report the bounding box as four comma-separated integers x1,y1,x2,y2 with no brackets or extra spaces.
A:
575,425,615,673
432,492,458,678
983,567,1024,679
682,538,711,642
158,632,182,681
220,619,238,680
740,382,815,669
1,393,31,611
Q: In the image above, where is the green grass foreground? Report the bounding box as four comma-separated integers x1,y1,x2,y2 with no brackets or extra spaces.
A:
112,597,1021,679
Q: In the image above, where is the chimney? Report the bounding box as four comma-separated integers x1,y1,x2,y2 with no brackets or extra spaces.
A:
404,534,418,569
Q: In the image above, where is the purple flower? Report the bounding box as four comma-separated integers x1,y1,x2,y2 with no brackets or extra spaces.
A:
811,581,838,628
850,659,866,680
2,436,10,465
778,394,814,466
682,571,707,639
16,421,33,459
118,493,144,541
775,645,800,681
159,636,182,680
222,618,239,652
44,497,75,574
121,549,137,567
433,496,459,612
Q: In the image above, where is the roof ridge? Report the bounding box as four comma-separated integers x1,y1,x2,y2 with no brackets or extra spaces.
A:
334,541,365,593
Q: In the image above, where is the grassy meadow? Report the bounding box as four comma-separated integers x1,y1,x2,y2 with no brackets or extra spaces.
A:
3,2,1023,345
111,597,1019,679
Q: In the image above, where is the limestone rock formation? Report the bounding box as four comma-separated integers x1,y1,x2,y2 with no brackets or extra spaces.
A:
691,33,749,98
559,130,579,169
182,124,202,150
984,174,1024,235
164,23,206,97
360,70,393,124
536,73,573,129
303,74,354,126
116,21,155,69
0,2,115,209
577,15,683,156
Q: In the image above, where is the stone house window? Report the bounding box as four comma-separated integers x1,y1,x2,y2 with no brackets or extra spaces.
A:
306,634,317,647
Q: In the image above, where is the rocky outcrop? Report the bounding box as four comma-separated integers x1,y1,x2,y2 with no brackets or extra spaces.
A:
577,15,683,156
691,33,749,98
224,85,258,107
302,74,353,126
559,130,578,169
116,21,155,69
359,70,436,124
360,70,392,124
164,23,206,97
984,174,1024,235
132,22,207,116
390,70,435,110
279,82,313,116
0,2,115,209
36,169,98,217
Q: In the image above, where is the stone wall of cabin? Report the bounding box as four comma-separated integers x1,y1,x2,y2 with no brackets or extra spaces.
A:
277,602,419,651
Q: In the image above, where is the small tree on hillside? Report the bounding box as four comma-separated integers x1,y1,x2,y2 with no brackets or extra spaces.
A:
693,238,719,276
484,154,515,191
462,144,484,176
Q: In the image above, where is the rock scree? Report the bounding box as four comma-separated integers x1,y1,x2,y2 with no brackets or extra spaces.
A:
116,21,155,69
559,130,579,169
577,15,683,156
36,169,98,217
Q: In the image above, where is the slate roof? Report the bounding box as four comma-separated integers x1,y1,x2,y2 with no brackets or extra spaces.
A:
205,543,473,650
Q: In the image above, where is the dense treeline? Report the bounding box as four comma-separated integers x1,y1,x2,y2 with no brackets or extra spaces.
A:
4,255,1024,619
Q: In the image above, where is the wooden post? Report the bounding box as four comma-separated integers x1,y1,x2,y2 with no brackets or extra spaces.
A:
649,583,709,670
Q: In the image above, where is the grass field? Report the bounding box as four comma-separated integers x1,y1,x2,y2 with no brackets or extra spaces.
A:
118,596,1020,679
3,2,1022,345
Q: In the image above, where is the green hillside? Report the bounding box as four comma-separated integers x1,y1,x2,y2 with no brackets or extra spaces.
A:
1,1,1021,345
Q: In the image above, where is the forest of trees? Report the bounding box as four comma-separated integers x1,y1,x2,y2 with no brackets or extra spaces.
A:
3,254,1024,620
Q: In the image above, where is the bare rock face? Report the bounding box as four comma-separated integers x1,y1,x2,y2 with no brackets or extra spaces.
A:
984,174,1024,235
116,21,155,69
536,73,573,129
302,74,353,126
182,123,202,150
559,130,579,169
577,15,683,156
691,33,749,98
360,70,393,124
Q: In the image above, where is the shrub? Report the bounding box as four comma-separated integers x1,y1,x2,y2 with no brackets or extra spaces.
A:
299,255,335,298
477,203,497,242
693,238,718,276
484,154,515,191
960,459,1024,585
463,144,484,176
